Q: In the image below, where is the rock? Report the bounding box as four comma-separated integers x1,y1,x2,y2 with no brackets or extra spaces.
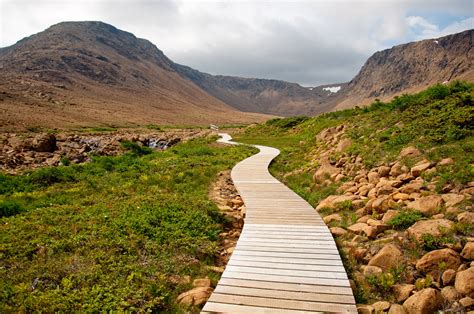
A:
403,288,443,314
442,286,461,302
367,218,390,233
324,213,342,224
439,158,454,166
407,195,443,216
368,172,380,184
177,286,213,306
193,278,211,287
442,269,457,286
399,182,424,194
330,227,347,237
31,133,57,152
458,212,474,224
399,146,421,158
461,242,474,260
314,159,340,183
390,162,404,177
441,193,465,207
362,265,383,276
357,304,374,314
373,301,391,312
388,304,406,314
336,138,352,152
382,210,399,224
393,284,415,303
416,249,462,275
348,223,377,239
459,296,474,308
411,162,432,177
357,215,371,223
393,193,410,201
378,166,391,177
455,267,474,298
407,219,454,242
352,247,368,262
316,195,356,211
372,197,396,212
431,213,444,219
368,244,403,270
377,185,395,196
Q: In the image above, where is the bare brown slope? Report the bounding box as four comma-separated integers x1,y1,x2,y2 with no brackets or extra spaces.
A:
335,29,474,110
172,64,343,116
0,21,270,131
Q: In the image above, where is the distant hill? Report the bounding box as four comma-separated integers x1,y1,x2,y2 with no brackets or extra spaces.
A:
334,29,474,109
0,21,271,131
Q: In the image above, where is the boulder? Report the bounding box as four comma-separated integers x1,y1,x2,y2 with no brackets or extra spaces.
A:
177,286,213,306
441,286,461,302
330,227,347,237
393,284,415,303
407,195,443,216
416,249,462,274
399,146,421,158
459,296,474,308
411,162,432,177
31,133,57,152
362,265,383,276
461,242,474,260
193,278,211,287
348,223,377,239
314,159,340,183
324,213,342,224
378,166,391,177
393,193,410,201
368,244,403,270
441,193,465,207
388,304,406,314
458,211,474,224
316,195,356,211
336,138,352,152
367,218,390,233
368,172,380,184
372,301,391,312
442,269,457,286
438,158,454,166
399,182,423,194
455,267,474,297
407,219,454,242
403,288,444,314
357,304,374,314
390,162,404,177
382,210,399,224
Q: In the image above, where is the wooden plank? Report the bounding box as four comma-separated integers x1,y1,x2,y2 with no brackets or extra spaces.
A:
224,265,348,280
227,260,347,272
202,302,320,313
237,240,336,247
215,285,355,304
222,271,350,287
230,255,343,266
235,246,339,254
208,294,357,313
232,250,341,259
217,278,353,295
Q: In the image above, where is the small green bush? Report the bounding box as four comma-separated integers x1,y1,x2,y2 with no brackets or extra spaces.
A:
0,200,24,217
421,233,456,251
388,209,423,230
121,141,153,156
266,116,309,129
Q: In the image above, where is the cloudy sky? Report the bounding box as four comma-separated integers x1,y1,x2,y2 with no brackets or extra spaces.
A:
1,0,472,86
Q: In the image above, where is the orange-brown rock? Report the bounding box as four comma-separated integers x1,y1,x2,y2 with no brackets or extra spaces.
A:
403,288,444,314
416,249,462,274
368,244,403,270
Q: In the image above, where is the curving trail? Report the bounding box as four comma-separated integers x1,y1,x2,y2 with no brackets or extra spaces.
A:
202,133,357,313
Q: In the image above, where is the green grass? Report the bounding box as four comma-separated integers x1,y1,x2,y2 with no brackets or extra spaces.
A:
0,137,257,312
388,209,424,230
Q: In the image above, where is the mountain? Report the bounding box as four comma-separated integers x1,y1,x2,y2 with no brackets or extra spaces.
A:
0,21,270,131
334,29,474,109
172,64,344,116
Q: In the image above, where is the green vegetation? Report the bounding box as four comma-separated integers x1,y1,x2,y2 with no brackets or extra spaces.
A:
0,137,256,312
235,81,474,202
388,209,424,230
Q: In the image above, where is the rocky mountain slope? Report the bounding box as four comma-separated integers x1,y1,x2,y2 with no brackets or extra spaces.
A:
335,29,474,109
0,22,270,131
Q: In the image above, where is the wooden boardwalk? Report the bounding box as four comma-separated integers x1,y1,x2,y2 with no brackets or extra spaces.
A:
202,134,357,313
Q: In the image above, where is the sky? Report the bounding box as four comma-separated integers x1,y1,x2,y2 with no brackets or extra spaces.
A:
1,0,472,86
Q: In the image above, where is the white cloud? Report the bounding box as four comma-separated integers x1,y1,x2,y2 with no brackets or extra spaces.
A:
0,0,472,86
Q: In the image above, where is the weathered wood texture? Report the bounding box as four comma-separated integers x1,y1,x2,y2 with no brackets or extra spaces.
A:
202,134,357,313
